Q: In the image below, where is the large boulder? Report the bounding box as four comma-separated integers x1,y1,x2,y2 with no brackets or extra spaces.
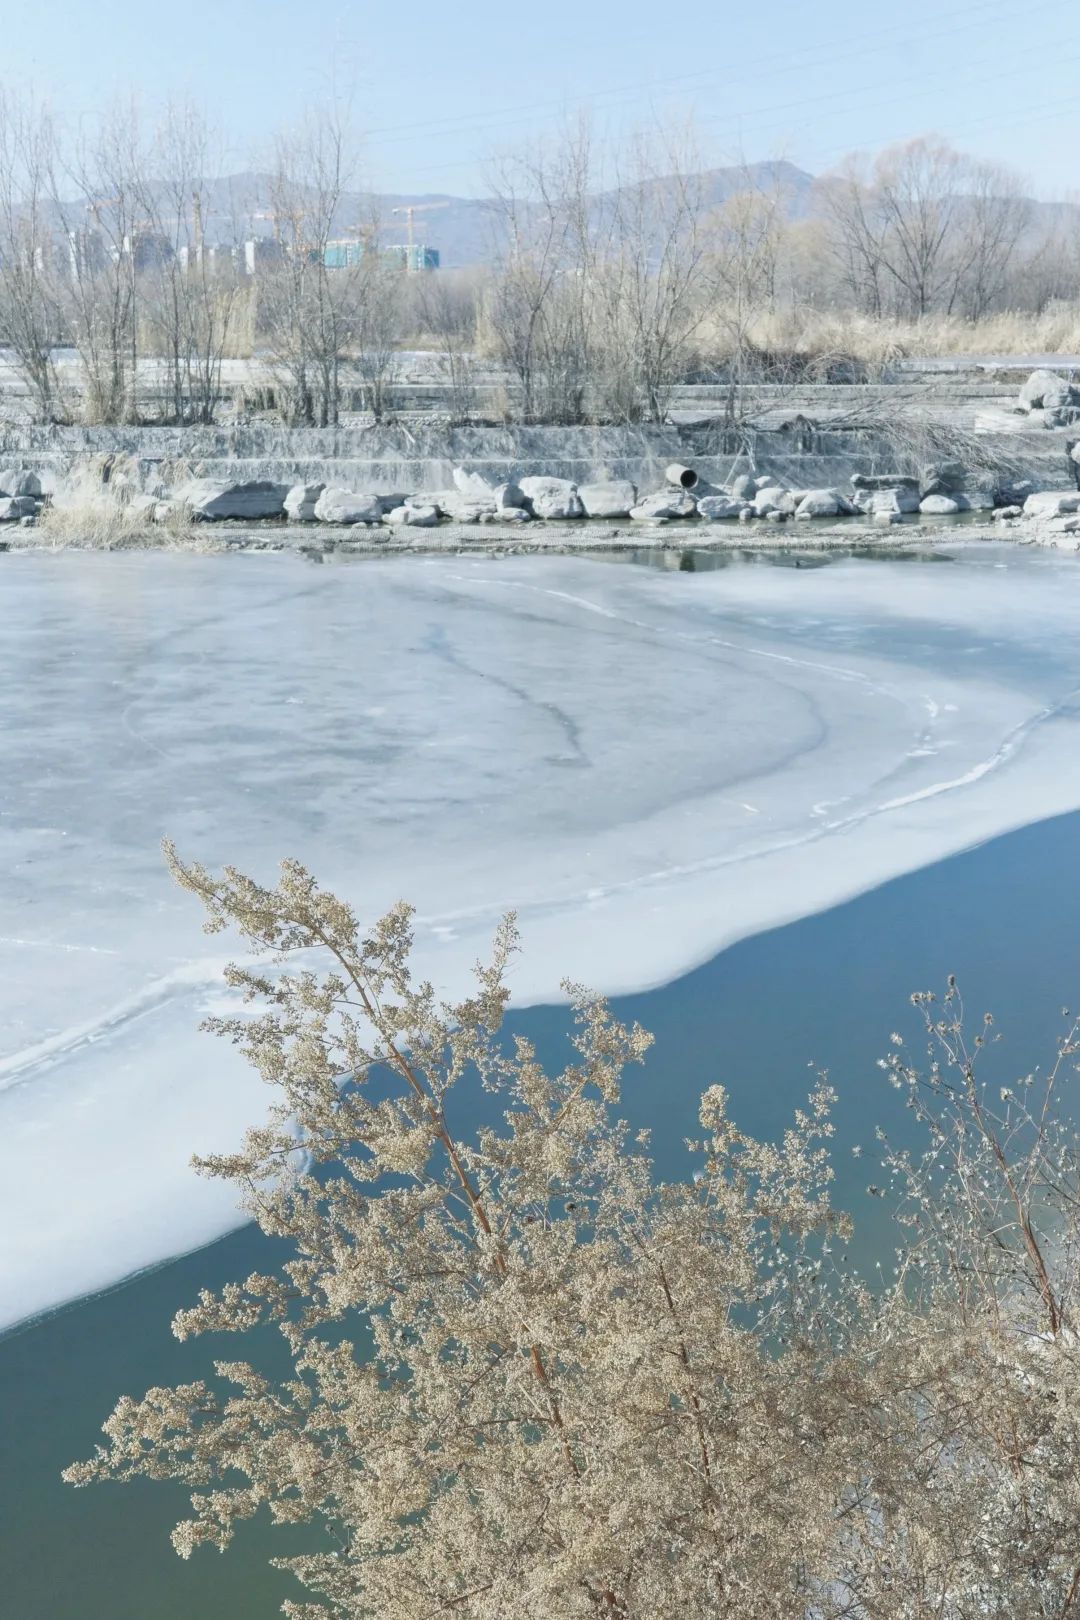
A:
1018,368,1075,413
919,461,967,498
1023,490,1080,518
919,494,961,516
429,490,497,523
852,485,920,515
996,478,1036,507
386,504,439,528
794,488,849,519
955,489,995,512
313,488,383,525
0,496,34,521
284,482,326,523
630,489,697,521
182,479,289,521
0,467,41,498
493,482,528,510
697,494,745,521
519,476,584,520
752,486,796,517
578,480,637,518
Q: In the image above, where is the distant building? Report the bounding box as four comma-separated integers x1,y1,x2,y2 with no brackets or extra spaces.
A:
396,243,440,272
122,232,174,272
324,238,366,269
323,239,440,272
66,227,108,279
243,237,283,277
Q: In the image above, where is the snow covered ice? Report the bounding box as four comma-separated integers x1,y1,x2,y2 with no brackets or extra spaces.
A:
4,544,1080,1328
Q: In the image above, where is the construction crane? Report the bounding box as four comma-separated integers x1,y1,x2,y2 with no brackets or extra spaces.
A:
390,200,449,270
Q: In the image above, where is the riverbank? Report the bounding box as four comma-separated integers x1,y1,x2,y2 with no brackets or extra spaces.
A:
5,512,1075,558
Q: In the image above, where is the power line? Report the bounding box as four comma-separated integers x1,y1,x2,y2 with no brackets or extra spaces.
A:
359,0,1069,154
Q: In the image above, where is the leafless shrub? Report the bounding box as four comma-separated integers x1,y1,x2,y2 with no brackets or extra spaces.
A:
65,856,1080,1620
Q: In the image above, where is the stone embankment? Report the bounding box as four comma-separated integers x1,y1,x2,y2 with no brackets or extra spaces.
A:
2,368,1080,551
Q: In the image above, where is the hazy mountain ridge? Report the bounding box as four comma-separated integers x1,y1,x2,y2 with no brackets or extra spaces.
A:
64,160,1078,269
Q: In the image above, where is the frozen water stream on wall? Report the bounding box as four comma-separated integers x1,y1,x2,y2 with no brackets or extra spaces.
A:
3,544,1080,1328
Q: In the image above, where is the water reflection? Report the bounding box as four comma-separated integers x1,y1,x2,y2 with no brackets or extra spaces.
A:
588,544,956,573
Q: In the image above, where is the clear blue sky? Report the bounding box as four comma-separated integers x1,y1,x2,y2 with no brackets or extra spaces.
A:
11,0,1078,196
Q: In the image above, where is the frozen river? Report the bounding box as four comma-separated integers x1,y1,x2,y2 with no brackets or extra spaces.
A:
4,543,1080,1329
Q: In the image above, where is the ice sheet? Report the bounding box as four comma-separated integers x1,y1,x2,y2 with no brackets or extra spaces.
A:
4,544,1080,1328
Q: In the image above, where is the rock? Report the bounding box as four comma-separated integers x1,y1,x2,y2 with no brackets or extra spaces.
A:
386,504,439,528
284,482,326,523
0,498,21,522
954,490,995,512
313,488,383,525
992,505,1023,520
751,475,780,494
697,495,744,521
851,474,920,492
493,482,528,511
431,490,497,523
872,510,903,525
751,486,791,516
578,480,637,519
630,489,697,521
765,509,788,523
518,476,584,520
738,506,754,523
182,479,289,521
853,486,920,515
919,461,967,498
729,474,756,500
1023,491,1080,518
495,507,531,523
795,488,847,518
919,495,961,516
452,467,494,498
996,479,1036,507
0,467,41,498
1018,368,1075,413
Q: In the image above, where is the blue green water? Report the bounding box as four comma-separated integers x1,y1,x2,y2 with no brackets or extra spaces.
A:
3,807,1079,1619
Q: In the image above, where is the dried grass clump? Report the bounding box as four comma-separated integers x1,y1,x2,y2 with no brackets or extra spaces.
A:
699,301,1080,378
34,497,202,550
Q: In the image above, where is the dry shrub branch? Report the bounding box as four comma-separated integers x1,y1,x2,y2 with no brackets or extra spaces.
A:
66,853,1080,1619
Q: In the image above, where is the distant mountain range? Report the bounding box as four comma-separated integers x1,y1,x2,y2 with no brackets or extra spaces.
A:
71,159,1075,270
184,160,818,269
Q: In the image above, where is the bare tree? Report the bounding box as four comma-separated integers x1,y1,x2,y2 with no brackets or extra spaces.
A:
704,169,793,413
52,102,147,423
257,109,355,426
0,94,63,421
136,105,247,424
821,155,891,318
822,138,1030,324
592,127,712,423
487,124,596,424
411,267,482,424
